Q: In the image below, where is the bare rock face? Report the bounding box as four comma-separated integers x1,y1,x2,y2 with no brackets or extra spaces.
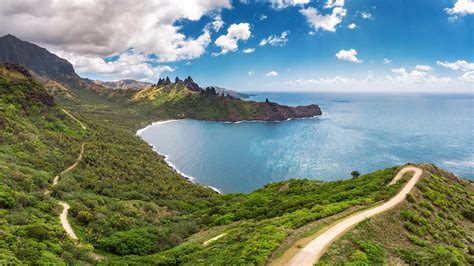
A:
175,77,183,83
184,76,202,92
0,34,81,88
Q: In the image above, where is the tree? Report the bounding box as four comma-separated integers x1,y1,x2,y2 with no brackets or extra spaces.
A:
351,171,360,178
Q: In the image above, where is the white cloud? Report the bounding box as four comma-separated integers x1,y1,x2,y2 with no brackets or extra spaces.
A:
266,71,279,77
446,0,474,16
383,58,392,64
211,15,225,32
389,67,451,84
56,50,174,81
415,65,432,71
214,23,251,55
248,71,254,75
461,71,474,83
308,31,316,35
348,23,356,29
271,0,310,9
259,14,268,21
0,0,231,63
300,6,347,32
436,60,474,71
335,49,363,63
243,48,255,53
324,0,345,9
359,11,373,19
259,31,289,46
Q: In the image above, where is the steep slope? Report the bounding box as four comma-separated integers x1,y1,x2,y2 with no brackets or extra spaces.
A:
318,164,474,265
0,63,91,263
132,77,322,122
0,64,217,263
0,34,81,88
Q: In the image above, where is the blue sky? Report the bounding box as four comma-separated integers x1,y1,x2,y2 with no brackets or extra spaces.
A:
1,0,473,92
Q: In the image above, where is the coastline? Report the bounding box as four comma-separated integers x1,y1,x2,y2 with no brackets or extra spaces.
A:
135,115,321,195
136,120,222,194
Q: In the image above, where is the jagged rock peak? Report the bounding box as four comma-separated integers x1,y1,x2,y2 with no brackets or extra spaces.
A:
165,76,171,84
175,77,183,83
157,78,165,85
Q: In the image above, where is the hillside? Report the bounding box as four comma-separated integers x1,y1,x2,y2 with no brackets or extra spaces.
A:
131,76,322,122
318,164,474,265
2,64,472,265
0,35,321,124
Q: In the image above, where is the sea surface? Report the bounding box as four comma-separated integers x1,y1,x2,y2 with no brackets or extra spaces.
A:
138,92,474,193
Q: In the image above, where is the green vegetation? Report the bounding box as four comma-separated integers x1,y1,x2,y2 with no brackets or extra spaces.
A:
0,65,92,264
2,65,472,265
318,164,474,265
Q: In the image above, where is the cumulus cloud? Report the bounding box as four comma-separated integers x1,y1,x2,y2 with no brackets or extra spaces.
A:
383,58,392,64
415,65,432,71
335,49,363,63
389,67,451,84
348,23,357,29
445,0,474,16
461,71,474,83
243,48,255,53
214,23,251,55
436,60,474,71
259,14,268,21
300,4,347,32
56,50,174,81
259,31,289,46
211,15,225,32
0,0,231,63
271,0,310,9
324,0,345,9
266,71,279,77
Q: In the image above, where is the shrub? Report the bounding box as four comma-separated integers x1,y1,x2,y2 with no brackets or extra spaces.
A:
76,210,93,224
100,228,161,255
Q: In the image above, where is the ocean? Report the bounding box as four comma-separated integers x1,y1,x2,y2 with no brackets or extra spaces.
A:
137,92,474,193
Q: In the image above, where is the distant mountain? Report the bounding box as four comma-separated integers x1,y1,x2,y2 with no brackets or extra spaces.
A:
93,79,153,90
207,86,253,99
0,34,82,88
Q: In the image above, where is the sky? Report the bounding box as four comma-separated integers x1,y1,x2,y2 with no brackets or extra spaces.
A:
1,0,473,92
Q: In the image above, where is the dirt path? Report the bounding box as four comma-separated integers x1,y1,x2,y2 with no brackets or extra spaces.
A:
59,202,78,240
285,166,423,266
203,233,227,246
61,108,87,130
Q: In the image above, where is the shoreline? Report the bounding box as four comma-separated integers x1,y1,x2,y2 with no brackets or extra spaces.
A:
137,122,222,194
135,115,321,195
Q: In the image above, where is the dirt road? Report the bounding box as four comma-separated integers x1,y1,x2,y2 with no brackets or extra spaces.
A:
287,166,423,266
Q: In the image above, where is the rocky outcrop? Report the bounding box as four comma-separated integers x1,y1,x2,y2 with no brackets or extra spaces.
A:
0,34,82,88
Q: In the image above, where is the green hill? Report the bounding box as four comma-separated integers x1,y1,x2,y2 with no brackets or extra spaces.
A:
129,77,322,122
1,64,472,265
318,164,474,265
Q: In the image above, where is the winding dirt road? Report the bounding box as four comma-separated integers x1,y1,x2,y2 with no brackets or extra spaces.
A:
286,166,423,266
59,202,78,240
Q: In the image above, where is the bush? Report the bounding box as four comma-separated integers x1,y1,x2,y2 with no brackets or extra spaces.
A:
100,228,161,255
350,250,368,263
0,191,15,208
76,210,93,224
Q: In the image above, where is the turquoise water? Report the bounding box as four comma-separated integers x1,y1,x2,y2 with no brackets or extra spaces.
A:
138,92,474,193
